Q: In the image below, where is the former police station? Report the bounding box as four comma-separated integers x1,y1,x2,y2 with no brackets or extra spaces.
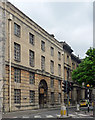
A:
0,1,85,112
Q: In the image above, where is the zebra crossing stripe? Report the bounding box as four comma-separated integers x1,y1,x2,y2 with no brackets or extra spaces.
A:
46,115,53,118
34,115,41,118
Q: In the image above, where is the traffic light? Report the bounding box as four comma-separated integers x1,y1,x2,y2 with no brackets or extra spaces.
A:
67,82,73,94
62,80,66,92
69,82,73,91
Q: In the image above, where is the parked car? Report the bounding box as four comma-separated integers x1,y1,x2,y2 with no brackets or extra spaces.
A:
79,100,88,107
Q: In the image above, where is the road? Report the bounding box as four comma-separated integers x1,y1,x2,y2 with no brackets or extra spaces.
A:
2,106,93,119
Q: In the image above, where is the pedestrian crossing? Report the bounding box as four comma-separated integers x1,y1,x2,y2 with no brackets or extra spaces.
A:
13,113,93,118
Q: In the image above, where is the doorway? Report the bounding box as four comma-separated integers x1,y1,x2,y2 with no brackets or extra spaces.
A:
39,80,48,108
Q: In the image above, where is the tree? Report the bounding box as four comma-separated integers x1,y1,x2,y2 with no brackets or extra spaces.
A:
72,48,95,87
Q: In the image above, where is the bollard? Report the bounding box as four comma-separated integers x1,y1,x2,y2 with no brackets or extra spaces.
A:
60,105,66,117
76,104,80,111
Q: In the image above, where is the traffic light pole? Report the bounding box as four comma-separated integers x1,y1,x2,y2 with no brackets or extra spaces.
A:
87,88,89,112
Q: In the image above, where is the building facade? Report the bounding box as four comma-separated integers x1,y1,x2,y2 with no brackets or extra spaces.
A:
0,2,82,112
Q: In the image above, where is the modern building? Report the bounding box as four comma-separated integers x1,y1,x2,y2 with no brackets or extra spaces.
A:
0,1,82,112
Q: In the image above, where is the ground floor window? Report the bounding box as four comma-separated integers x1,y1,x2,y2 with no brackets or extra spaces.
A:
14,89,21,104
58,93,61,104
30,90,35,103
51,92,54,104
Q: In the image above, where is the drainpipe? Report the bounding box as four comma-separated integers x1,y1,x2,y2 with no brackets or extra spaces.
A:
8,14,12,112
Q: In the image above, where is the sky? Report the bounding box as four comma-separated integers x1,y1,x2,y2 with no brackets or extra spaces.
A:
8,0,93,59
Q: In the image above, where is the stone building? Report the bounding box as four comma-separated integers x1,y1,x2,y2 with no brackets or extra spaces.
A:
60,42,85,105
0,2,82,112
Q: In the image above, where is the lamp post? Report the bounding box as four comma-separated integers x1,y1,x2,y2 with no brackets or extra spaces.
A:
87,84,90,112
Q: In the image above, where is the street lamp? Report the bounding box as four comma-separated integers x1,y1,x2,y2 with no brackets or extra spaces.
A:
87,84,90,112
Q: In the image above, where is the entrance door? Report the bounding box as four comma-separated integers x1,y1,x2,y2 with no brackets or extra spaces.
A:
39,80,48,108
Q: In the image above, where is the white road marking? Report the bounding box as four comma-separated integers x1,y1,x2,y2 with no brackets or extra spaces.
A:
46,115,54,118
56,114,61,117
22,116,29,118
34,115,41,118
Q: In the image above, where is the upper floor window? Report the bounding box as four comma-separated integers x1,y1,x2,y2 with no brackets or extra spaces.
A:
14,23,20,37
58,64,61,76
41,41,45,51
29,33,34,45
29,50,35,67
50,60,54,74
58,51,61,60
67,55,69,64
29,72,35,84
14,89,21,104
41,56,45,71
51,47,54,56
72,62,75,69
14,68,21,83
58,80,61,89
14,43,20,62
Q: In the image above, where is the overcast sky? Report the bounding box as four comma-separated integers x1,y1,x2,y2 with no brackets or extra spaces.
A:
8,0,93,59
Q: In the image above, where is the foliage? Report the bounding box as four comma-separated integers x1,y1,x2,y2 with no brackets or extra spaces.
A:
72,48,95,87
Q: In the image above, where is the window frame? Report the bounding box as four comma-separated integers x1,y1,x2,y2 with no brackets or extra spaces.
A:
29,32,34,45
41,56,45,71
14,23,21,37
29,50,35,67
14,42,21,62
50,60,54,74
14,68,21,83
14,89,21,104
41,40,45,51
30,90,35,103
51,47,54,56
29,72,35,84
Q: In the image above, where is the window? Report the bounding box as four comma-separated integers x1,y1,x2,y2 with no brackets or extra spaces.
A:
14,23,20,37
41,41,45,51
29,50,34,67
72,63,75,69
51,47,54,56
14,68,21,83
58,80,61,89
58,64,61,76
14,89,21,104
14,43,20,62
51,92,54,104
51,78,54,88
30,90,35,103
50,60,54,74
41,56,45,70
58,93,61,103
29,72,35,84
29,33,34,45
58,51,61,60
67,55,69,64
